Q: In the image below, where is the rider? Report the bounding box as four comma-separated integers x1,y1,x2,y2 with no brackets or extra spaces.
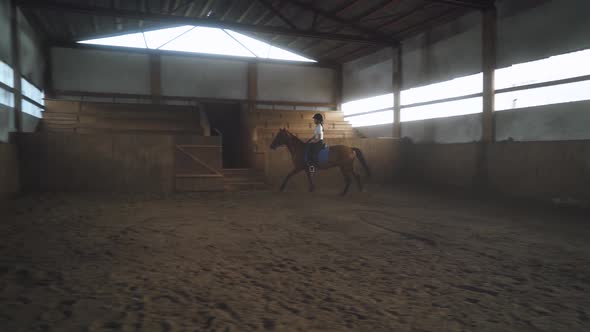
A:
307,113,324,173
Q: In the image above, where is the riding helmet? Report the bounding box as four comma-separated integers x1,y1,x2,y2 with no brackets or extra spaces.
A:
312,113,324,122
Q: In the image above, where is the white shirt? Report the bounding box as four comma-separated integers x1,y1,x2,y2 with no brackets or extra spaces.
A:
314,124,324,140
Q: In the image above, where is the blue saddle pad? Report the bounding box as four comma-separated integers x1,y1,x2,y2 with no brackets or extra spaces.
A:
305,145,329,164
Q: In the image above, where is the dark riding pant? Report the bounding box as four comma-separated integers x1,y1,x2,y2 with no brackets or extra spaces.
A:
308,140,324,166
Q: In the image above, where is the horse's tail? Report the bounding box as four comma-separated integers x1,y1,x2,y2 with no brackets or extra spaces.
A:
352,148,371,178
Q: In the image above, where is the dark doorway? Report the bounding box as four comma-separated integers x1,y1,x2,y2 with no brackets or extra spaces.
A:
204,103,246,169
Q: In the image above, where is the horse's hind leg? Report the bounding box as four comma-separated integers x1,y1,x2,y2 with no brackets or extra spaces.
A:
305,169,315,192
352,170,362,192
340,167,352,196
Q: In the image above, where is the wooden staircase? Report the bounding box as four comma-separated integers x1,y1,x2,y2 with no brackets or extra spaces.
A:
41,99,203,135
248,109,360,143
223,168,268,191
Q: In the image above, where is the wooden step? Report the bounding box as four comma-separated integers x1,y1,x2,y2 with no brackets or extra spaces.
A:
253,120,352,128
77,111,199,121
222,168,267,191
42,112,78,120
249,111,345,121
223,168,260,178
224,182,268,191
257,128,357,135
255,124,353,131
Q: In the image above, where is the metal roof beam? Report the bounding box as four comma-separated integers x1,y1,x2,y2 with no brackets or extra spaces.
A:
424,0,493,9
257,0,298,30
17,0,389,44
282,0,398,44
352,0,397,21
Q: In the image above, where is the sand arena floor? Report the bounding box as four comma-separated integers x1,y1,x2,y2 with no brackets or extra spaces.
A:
1,188,589,331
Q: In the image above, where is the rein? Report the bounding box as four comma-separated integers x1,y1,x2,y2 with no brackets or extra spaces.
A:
283,131,304,162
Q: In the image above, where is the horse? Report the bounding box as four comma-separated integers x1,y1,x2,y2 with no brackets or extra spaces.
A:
269,128,371,195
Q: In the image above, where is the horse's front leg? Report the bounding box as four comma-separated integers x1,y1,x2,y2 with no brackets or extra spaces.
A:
280,168,302,192
306,169,315,192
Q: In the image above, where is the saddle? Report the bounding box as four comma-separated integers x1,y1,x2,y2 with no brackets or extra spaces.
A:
305,143,329,165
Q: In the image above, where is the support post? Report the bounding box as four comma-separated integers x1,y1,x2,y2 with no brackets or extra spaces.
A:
481,7,496,143
392,45,402,138
476,6,497,188
43,42,54,99
149,53,161,104
247,62,257,111
10,0,22,132
334,64,343,111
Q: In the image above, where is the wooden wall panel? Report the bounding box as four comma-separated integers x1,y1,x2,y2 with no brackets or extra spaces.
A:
0,142,20,198
18,132,175,193
402,140,590,202
43,100,203,135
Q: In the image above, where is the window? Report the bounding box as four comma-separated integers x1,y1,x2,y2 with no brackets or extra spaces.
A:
342,48,590,127
495,80,590,111
399,72,483,122
0,61,14,107
342,93,393,127
495,49,590,111
495,49,590,90
401,73,482,106
0,89,13,108
21,78,44,118
21,78,44,106
345,109,394,127
22,99,43,118
0,61,13,88
342,93,393,117
401,97,482,122
79,26,315,62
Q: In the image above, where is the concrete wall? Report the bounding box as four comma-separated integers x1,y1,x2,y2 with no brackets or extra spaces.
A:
257,63,335,103
1,5,46,138
52,48,151,95
0,0,10,65
343,0,590,140
402,113,482,144
355,123,394,139
488,141,590,200
264,138,400,192
403,142,480,188
402,12,482,90
342,48,392,103
18,9,45,88
161,55,247,99
344,0,589,99
19,9,45,134
0,105,10,142
18,132,175,193
51,47,336,104
496,101,590,142
0,142,20,198
398,101,590,144
496,0,590,69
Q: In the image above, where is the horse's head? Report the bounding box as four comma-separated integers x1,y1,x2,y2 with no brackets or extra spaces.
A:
270,128,289,150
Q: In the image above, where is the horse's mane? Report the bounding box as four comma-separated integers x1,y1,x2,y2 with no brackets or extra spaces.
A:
284,129,304,144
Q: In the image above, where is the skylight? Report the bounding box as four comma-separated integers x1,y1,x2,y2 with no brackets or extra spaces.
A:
79,26,315,62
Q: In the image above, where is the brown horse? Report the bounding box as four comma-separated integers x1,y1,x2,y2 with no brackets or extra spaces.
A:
269,129,371,195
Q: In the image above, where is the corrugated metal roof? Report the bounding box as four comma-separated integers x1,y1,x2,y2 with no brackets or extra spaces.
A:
20,0,492,63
